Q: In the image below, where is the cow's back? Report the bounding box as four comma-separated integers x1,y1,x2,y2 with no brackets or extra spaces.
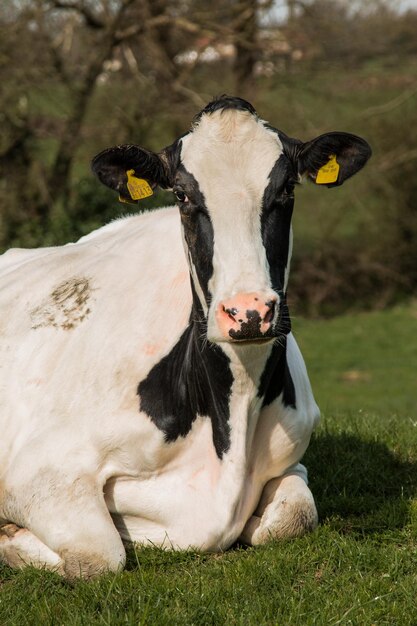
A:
0,207,191,470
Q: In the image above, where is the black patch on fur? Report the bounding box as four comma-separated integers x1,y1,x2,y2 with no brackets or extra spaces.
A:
138,323,233,458
267,127,303,163
160,138,184,186
174,165,214,304
261,154,296,293
258,339,296,409
193,95,257,124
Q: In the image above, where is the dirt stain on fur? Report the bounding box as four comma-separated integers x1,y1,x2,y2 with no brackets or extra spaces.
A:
30,277,93,330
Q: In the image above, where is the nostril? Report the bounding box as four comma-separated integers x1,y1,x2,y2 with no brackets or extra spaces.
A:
263,300,276,324
223,306,238,323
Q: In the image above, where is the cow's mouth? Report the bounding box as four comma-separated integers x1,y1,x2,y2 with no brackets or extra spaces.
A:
228,336,275,346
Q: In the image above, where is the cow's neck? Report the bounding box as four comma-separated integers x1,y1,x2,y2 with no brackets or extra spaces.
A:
138,292,290,462
212,330,291,461
189,293,290,458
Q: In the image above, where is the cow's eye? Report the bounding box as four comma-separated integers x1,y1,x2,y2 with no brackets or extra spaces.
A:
174,190,189,203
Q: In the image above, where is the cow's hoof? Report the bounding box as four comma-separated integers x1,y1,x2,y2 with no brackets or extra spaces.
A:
0,523,21,539
240,473,318,546
254,491,318,545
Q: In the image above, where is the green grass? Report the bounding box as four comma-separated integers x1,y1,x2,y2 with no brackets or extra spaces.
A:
1,305,416,625
295,302,417,417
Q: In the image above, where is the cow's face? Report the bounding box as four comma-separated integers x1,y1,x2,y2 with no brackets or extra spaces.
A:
92,97,371,345
172,107,294,345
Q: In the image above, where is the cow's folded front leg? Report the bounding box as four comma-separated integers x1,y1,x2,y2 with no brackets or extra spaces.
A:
0,523,65,573
2,473,126,578
239,464,318,546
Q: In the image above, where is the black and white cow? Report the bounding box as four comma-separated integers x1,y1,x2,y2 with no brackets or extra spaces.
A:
0,97,371,577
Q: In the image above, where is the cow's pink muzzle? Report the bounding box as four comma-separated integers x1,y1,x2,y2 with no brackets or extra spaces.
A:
216,292,277,341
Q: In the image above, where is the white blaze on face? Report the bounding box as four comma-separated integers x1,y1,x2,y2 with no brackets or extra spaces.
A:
180,109,284,339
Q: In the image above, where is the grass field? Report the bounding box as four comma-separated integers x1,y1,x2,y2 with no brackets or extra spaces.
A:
1,305,416,625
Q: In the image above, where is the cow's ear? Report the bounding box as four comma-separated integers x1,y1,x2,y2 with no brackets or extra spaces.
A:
296,132,372,188
91,144,173,204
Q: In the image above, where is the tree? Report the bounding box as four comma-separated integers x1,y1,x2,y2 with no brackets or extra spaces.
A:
0,0,206,246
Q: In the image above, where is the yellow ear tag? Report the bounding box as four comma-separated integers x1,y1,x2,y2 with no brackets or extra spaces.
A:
315,155,340,184
126,169,153,200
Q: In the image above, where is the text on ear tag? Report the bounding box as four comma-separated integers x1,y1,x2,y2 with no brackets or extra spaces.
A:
126,169,153,200
315,155,340,184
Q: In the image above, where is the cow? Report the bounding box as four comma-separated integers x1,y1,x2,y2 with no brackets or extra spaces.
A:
0,96,371,577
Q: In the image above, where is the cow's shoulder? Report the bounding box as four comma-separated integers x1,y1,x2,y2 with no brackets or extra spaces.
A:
74,206,178,248
0,204,189,340
0,206,181,276
0,206,183,292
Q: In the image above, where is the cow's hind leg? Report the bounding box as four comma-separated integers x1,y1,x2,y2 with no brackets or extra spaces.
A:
0,523,64,574
240,464,318,545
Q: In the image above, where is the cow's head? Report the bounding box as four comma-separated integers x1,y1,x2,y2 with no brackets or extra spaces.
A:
92,96,371,345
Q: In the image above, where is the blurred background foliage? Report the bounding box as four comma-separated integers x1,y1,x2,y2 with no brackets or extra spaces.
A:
0,0,416,316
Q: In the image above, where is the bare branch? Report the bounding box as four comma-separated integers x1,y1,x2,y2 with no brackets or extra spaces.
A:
171,81,206,109
378,148,417,172
49,0,105,29
359,83,417,119
50,43,72,85
114,14,201,44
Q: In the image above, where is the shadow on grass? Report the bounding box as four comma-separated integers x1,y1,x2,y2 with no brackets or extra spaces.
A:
122,431,417,571
304,431,417,532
